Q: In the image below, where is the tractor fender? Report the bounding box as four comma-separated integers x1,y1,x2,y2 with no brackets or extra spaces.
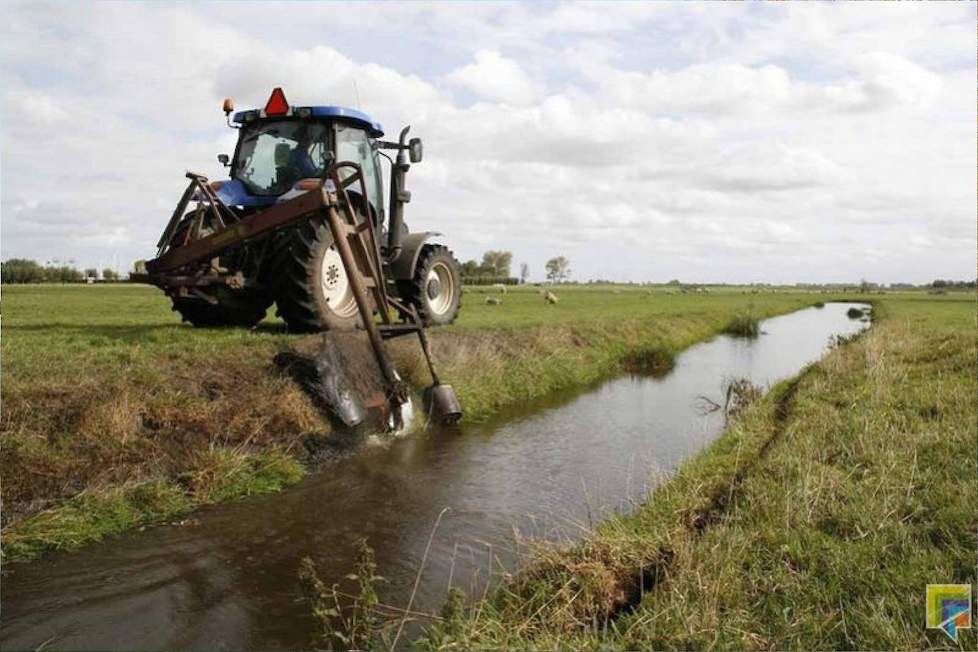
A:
390,232,443,280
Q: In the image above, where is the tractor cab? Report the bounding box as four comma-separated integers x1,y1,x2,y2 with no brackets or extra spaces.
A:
216,88,387,221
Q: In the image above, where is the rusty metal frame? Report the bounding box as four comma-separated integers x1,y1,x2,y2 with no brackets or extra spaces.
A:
156,172,238,258
146,186,327,274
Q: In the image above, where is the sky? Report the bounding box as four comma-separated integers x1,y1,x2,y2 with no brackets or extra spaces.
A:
1,2,974,284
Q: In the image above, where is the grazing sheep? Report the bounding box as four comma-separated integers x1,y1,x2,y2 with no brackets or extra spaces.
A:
545,291,559,304
492,283,508,294
485,296,502,305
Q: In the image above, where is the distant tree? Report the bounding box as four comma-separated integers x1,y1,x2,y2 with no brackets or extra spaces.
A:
84,268,99,279
2,259,45,284
519,262,530,284
931,279,948,288
102,268,119,281
1,258,86,283
460,260,481,277
667,279,681,286
43,265,83,283
481,250,513,277
545,256,570,283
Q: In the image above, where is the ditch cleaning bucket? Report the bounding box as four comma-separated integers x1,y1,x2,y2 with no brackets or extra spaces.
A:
423,383,463,426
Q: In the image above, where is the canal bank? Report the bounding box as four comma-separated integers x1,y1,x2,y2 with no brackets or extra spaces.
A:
421,296,976,652
2,288,818,562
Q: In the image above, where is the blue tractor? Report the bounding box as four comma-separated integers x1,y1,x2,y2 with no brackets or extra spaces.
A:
136,88,462,332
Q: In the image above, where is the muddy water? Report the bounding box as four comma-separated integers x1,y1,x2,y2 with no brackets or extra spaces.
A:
1,303,869,651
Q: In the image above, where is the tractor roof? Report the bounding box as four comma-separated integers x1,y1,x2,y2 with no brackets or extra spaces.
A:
232,105,384,138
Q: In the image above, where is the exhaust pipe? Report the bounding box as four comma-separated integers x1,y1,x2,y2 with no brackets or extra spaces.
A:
386,126,411,261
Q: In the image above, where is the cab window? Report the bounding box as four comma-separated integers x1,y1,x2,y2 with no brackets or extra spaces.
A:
234,120,330,195
334,123,384,218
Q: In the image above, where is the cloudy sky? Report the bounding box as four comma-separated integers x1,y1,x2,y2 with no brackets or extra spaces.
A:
1,2,974,283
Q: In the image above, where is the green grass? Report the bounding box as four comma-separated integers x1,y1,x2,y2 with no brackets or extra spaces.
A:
0,283,937,561
1,480,192,561
419,294,977,651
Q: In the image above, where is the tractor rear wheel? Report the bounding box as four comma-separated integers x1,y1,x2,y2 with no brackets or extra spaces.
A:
399,244,462,326
272,220,362,332
171,289,271,328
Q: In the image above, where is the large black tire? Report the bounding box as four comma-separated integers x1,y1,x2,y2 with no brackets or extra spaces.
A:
398,244,462,326
171,289,271,328
271,220,362,333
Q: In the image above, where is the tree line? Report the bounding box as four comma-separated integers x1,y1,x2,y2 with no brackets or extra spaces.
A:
460,250,571,284
1,259,121,284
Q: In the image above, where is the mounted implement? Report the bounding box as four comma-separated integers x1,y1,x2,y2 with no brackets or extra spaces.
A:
132,88,463,427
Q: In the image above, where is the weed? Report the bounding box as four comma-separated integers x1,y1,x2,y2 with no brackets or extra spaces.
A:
723,377,763,417
299,540,385,650
723,313,760,337
621,347,675,376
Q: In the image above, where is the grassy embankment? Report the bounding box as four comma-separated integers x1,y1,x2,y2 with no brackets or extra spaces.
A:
420,294,976,651
1,283,830,560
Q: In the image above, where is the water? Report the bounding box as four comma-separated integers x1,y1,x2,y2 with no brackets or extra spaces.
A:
0,303,869,650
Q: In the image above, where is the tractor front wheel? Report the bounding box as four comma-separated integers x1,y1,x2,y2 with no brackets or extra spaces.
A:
171,289,271,328
399,244,462,326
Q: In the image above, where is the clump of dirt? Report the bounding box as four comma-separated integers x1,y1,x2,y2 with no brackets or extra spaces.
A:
274,332,393,433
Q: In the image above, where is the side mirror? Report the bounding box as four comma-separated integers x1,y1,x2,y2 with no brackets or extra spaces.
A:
218,154,230,167
408,137,423,163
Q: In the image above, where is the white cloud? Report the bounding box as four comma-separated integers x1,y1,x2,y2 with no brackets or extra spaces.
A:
445,49,538,105
0,2,973,285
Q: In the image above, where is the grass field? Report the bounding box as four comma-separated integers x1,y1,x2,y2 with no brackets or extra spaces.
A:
419,293,977,651
0,284,942,563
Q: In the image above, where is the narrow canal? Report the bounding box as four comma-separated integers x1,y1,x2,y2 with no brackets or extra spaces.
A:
0,302,870,651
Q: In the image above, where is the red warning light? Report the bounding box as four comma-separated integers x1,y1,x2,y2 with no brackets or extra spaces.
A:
264,87,290,116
